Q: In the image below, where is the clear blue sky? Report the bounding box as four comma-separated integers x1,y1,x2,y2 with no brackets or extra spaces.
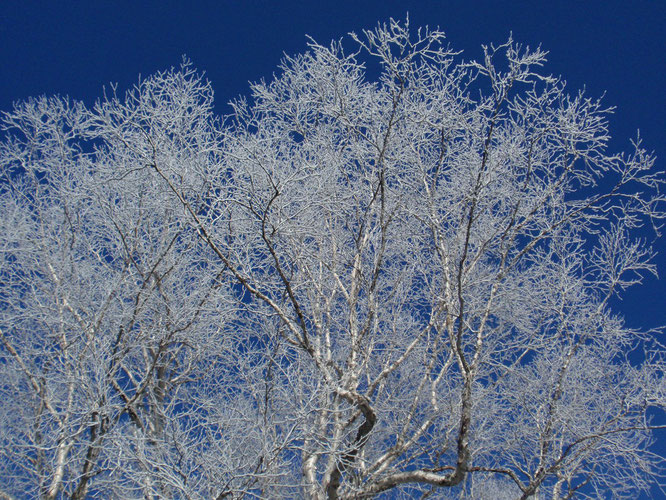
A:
1,1,665,496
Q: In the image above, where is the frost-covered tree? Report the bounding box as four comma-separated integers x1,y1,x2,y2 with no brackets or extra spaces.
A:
1,18,665,500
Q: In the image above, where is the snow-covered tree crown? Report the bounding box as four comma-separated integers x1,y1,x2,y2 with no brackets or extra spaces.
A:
1,18,664,500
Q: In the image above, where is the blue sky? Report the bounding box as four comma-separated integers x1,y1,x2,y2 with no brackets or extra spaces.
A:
1,1,665,496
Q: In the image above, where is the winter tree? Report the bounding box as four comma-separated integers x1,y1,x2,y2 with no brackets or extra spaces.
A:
1,18,665,499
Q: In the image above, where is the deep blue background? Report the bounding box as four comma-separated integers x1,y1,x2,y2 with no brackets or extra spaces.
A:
1,1,664,496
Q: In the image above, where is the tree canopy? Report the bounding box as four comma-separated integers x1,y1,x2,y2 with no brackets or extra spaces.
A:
1,18,665,499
